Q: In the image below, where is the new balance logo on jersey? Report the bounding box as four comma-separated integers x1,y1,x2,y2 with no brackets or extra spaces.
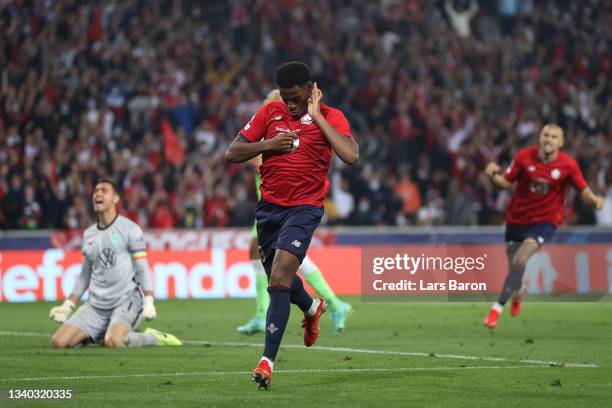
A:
267,323,279,334
291,240,302,248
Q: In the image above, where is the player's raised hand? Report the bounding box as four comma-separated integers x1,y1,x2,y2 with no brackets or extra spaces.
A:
267,132,297,153
143,295,157,320
485,162,501,179
49,299,75,323
308,82,323,118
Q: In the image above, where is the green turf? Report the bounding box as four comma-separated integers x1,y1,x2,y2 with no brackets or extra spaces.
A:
1,299,611,407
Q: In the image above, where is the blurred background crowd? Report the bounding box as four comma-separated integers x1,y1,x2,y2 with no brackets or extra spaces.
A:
1,0,611,230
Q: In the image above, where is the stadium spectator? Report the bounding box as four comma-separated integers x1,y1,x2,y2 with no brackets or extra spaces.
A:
445,0,479,39
394,171,422,224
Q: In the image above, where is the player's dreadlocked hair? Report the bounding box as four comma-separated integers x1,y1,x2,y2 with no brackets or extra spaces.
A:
274,61,311,88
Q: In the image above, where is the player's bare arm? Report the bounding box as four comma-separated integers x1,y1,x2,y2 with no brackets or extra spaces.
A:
308,82,359,165
225,133,296,163
243,88,283,170
579,187,604,209
249,154,263,173
485,162,513,189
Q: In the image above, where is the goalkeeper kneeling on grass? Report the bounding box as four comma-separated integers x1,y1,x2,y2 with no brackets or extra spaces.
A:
49,177,181,348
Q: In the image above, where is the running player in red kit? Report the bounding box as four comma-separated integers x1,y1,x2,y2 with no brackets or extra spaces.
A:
225,62,359,388
483,124,604,328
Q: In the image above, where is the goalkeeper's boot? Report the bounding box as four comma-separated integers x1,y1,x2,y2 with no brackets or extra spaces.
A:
237,318,266,335
302,298,326,347
510,294,523,317
252,359,272,390
483,308,500,329
144,328,182,346
331,301,352,336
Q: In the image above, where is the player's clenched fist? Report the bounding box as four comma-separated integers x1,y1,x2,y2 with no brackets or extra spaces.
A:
49,299,75,323
267,132,298,153
143,295,157,320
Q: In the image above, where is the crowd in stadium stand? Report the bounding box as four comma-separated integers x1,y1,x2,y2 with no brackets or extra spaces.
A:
1,0,610,230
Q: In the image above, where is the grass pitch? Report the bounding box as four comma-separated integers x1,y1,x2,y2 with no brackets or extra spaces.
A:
1,299,611,407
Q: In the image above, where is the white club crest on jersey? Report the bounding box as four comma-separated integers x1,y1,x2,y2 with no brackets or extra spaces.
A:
300,114,313,125
528,165,535,172
273,115,282,121
551,169,561,179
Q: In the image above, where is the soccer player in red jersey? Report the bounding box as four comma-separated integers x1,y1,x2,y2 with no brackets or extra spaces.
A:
225,62,359,388
483,124,604,328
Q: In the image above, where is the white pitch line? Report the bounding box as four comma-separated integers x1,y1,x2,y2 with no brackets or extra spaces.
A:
0,365,572,383
0,331,51,337
0,331,598,368
183,340,598,368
